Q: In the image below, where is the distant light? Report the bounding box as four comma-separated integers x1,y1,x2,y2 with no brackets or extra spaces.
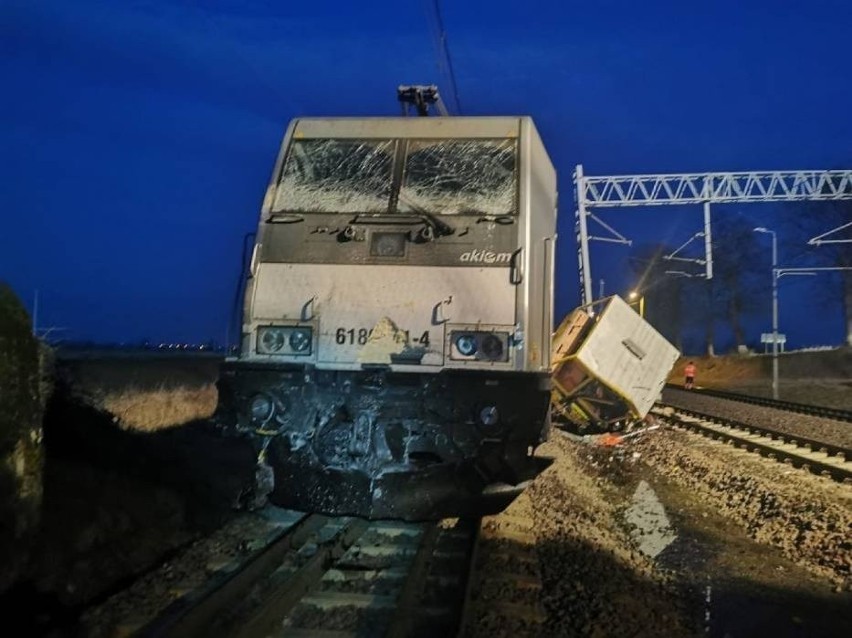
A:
629,291,639,300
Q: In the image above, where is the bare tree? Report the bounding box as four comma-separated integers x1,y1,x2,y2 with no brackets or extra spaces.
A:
711,215,766,350
627,243,685,350
781,200,852,345
660,215,765,356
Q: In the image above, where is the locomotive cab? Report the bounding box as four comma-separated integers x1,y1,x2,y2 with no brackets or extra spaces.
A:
219,116,557,519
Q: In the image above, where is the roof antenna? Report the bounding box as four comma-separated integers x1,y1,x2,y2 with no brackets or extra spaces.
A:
397,85,449,117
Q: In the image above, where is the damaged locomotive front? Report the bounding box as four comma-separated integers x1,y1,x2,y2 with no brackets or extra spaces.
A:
218,115,557,520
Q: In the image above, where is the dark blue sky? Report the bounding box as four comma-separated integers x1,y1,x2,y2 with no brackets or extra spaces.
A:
2,0,850,348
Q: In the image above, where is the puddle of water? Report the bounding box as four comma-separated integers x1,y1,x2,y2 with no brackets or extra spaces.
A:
632,472,852,637
624,479,678,559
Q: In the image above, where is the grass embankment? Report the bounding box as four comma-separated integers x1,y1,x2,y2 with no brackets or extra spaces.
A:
0,283,46,593
59,358,219,432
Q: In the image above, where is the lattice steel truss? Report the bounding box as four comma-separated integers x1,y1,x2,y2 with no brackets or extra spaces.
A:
579,169,852,206
574,165,852,304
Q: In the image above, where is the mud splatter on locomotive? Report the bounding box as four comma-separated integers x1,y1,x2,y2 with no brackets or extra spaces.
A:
217,115,557,520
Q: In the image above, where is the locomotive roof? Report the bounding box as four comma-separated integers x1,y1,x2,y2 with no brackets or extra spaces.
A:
289,116,535,139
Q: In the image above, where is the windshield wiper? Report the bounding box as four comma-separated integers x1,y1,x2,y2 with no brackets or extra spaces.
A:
475,214,514,225
266,212,305,224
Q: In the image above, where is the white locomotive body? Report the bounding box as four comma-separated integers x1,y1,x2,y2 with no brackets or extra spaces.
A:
219,116,557,519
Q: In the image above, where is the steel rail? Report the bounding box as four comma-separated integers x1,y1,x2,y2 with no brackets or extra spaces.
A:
387,519,478,637
123,514,482,638
273,519,476,637
384,525,443,638
456,518,484,637
236,517,372,638
137,513,329,637
664,384,852,423
653,404,851,482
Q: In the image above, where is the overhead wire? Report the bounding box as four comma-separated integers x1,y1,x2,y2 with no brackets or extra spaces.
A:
424,0,462,114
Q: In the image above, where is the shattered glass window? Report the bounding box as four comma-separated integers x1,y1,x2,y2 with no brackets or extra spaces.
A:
274,139,394,213
399,139,517,215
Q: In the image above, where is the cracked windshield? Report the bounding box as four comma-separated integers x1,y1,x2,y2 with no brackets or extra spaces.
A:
400,139,516,215
274,139,395,213
274,138,517,215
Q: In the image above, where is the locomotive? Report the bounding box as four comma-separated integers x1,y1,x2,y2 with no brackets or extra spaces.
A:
218,103,557,519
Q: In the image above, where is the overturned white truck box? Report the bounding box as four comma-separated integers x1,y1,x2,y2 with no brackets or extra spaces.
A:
551,295,679,432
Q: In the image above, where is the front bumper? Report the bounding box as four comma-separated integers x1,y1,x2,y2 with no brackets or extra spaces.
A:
217,363,551,520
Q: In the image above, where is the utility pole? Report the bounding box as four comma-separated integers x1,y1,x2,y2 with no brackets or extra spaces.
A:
754,227,779,399
770,243,779,400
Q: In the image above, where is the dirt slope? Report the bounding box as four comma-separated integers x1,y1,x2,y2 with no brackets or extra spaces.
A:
668,349,852,409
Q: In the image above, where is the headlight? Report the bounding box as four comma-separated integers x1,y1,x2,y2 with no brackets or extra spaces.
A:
259,328,286,353
450,330,510,362
455,333,478,357
289,328,312,352
257,326,313,355
480,334,504,361
479,405,500,427
249,394,274,423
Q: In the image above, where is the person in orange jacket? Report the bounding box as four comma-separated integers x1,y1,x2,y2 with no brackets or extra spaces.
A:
684,361,696,389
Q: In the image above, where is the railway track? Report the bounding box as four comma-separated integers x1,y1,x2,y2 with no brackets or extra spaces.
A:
664,384,852,423
90,508,541,638
124,513,479,638
652,403,851,482
84,501,549,638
